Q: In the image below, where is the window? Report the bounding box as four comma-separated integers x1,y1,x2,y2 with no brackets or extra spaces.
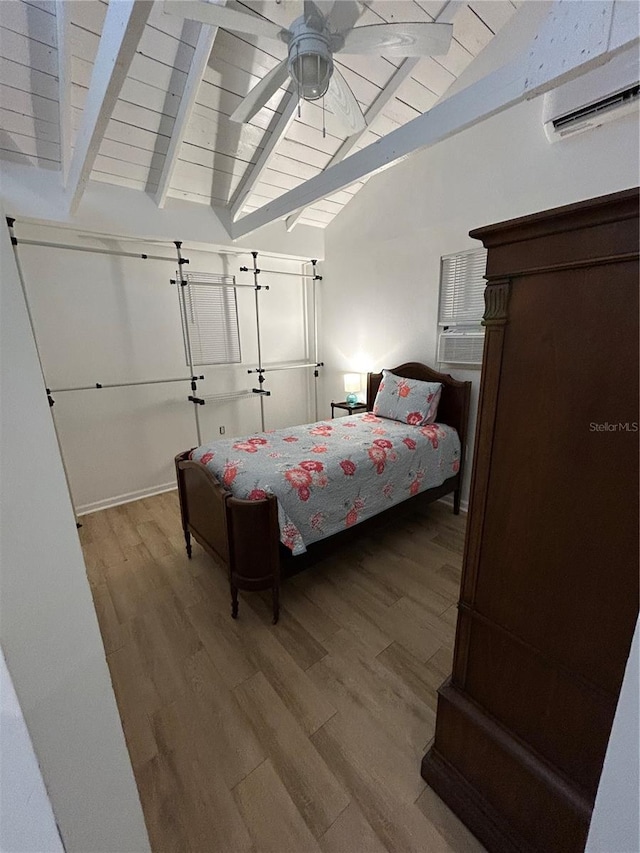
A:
178,272,241,367
437,248,487,367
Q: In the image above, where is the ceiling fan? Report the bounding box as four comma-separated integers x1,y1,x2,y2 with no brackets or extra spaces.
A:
163,1,453,136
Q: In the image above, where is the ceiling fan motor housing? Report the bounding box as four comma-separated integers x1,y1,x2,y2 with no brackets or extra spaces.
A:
287,17,334,101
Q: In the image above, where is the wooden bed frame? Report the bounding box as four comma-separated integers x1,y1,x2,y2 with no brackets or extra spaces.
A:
175,362,471,623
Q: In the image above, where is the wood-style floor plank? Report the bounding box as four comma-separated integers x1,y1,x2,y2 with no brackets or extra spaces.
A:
415,786,487,853
107,636,161,770
129,586,203,705
311,717,452,853
291,570,393,657
80,490,484,853
196,569,337,734
135,753,190,853
187,593,259,689
146,708,254,853
307,629,436,755
91,582,125,654
154,551,205,610
234,759,324,853
152,648,266,790
319,800,388,853
389,597,457,650
361,541,458,611
377,642,447,712
234,671,348,838
249,592,330,671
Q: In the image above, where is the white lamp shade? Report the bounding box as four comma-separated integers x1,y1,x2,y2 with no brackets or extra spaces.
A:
344,373,360,393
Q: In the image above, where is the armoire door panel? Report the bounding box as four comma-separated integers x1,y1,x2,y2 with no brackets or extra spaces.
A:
472,263,638,693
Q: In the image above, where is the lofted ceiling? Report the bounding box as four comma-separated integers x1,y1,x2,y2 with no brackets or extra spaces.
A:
0,0,520,230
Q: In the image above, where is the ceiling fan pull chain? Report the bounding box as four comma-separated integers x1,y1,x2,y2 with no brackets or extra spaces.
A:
297,43,302,117
318,53,325,138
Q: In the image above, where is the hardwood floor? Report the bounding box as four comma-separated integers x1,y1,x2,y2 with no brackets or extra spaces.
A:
79,491,485,853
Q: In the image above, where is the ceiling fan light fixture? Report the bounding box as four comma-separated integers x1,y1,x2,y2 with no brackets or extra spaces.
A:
287,17,333,102
291,51,332,100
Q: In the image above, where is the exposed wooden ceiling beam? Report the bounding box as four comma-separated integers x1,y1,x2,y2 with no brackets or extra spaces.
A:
228,90,299,221
154,19,222,208
55,0,71,186
284,1,465,231
67,0,152,214
285,57,420,231
232,1,637,239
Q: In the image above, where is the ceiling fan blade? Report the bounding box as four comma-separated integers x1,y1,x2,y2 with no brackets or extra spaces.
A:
313,0,336,15
327,0,362,35
163,1,287,43
230,58,290,124
325,68,366,137
339,22,453,57
304,0,326,30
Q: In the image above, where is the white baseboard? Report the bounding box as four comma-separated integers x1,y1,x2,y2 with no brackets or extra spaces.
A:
76,482,177,516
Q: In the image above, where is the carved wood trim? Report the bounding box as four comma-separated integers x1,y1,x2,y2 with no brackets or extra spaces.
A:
482,280,511,326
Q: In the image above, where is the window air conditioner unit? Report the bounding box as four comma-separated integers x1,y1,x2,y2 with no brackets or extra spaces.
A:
438,328,485,366
543,48,639,143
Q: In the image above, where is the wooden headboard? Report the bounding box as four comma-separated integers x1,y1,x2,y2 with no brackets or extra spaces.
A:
367,362,472,473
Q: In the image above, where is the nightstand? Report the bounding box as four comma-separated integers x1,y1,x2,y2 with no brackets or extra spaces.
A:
331,401,368,418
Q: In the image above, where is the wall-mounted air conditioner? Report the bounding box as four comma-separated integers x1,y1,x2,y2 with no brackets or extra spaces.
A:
543,48,639,143
437,328,484,366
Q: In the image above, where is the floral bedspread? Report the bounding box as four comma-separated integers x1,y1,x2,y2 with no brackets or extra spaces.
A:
190,413,461,556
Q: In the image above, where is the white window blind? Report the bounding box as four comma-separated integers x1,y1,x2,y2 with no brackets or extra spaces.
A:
437,248,487,367
178,272,241,367
438,248,488,327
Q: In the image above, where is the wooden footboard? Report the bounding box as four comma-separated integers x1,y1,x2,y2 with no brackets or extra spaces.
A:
175,451,282,621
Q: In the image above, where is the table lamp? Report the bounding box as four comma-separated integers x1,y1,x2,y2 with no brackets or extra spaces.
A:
344,373,360,406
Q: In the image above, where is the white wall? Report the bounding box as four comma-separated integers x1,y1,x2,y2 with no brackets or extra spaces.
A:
17,222,319,512
1,160,325,511
1,647,63,853
586,617,640,853
0,205,150,852
321,2,639,504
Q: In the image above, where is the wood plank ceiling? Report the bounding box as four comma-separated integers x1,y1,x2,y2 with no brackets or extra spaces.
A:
0,0,520,229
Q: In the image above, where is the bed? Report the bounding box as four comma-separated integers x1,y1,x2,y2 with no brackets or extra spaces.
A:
175,362,471,623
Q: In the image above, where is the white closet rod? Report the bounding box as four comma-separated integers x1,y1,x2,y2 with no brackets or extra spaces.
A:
50,375,203,393
240,268,322,280
14,238,177,263
178,278,259,290
202,390,269,403
15,220,317,263
247,362,322,374
14,240,320,274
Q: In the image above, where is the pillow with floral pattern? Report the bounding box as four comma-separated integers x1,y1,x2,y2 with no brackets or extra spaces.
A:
372,370,442,426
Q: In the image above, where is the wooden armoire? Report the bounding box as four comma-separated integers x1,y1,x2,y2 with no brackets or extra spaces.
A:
422,188,639,853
